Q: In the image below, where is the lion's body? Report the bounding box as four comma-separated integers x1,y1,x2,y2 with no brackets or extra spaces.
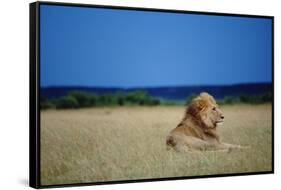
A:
166,92,244,152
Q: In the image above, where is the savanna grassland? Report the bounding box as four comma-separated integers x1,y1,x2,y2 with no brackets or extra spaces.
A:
40,104,272,185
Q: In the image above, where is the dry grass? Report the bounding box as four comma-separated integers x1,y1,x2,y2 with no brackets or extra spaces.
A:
40,104,272,185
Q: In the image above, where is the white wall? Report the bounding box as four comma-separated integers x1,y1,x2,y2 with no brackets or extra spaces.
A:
0,0,279,189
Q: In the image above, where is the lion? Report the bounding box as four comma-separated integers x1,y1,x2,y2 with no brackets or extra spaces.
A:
166,92,246,152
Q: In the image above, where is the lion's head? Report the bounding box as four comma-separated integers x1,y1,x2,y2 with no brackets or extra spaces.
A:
186,92,224,129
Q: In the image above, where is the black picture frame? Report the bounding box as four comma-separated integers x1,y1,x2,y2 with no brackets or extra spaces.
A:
29,1,274,189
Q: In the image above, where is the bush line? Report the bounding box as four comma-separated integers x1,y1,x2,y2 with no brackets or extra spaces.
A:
40,91,272,110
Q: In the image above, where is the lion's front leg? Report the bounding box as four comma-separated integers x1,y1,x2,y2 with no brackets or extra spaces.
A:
218,143,249,152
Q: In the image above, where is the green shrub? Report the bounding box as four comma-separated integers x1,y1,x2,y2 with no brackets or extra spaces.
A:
40,101,55,110
115,92,126,106
147,98,160,105
261,91,272,102
223,96,240,105
125,91,160,106
98,94,118,106
185,94,197,105
239,92,272,104
126,91,146,103
56,96,79,109
68,91,92,107
40,96,56,110
89,95,98,106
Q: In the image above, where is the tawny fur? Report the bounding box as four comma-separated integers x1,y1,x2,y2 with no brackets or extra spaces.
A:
166,92,245,152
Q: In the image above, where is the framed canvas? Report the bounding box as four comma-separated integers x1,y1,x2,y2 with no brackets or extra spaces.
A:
29,1,274,188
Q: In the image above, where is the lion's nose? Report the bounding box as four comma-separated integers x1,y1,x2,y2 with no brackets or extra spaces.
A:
221,116,224,119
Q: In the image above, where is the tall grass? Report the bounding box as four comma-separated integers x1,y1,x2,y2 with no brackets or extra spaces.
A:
40,104,272,185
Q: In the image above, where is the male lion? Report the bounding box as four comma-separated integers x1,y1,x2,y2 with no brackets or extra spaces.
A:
166,92,245,152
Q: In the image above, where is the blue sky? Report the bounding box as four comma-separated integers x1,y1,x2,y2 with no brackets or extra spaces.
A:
40,5,272,88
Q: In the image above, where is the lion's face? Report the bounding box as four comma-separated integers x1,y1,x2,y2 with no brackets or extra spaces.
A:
187,92,224,129
202,104,224,128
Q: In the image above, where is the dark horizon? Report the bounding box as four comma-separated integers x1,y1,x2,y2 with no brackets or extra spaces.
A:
40,82,272,101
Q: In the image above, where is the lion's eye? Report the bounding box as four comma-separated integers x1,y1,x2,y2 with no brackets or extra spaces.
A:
212,107,216,111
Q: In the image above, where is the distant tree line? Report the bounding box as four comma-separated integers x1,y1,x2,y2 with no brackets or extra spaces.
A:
41,91,160,109
219,91,272,105
41,91,272,110
186,91,272,105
